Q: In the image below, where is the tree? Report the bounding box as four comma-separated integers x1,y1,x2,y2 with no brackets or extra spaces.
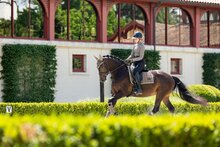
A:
55,0,96,40
14,0,43,37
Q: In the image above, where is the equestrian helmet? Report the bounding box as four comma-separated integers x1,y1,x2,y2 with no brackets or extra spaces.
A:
132,32,143,39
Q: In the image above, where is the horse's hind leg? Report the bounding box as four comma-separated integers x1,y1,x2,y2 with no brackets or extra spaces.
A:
149,92,165,115
163,96,175,113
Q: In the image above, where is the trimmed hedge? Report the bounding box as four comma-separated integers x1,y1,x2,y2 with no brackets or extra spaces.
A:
111,49,161,70
1,44,57,102
202,53,220,89
0,114,220,146
189,85,220,102
0,102,220,115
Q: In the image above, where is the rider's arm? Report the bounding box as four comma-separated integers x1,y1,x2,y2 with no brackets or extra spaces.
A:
126,47,134,60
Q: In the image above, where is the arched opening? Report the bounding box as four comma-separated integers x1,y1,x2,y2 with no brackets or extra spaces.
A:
200,10,220,47
107,3,146,43
0,0,44,38
156,7,192,46
55,0,97,41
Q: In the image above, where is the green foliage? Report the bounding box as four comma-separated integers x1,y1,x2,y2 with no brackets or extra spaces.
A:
55,0,96,40
107,3,145,39
156,7,180,25
1,44,57,102
0,113,220,146
0,102,220,115
189,85,220,102
0,0,43,38
14,0,43,37
111,49,161,70
107,7,118,37
0,18,11,36
202,53,220,89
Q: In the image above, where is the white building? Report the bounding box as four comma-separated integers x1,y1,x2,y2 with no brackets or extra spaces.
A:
0,0,220,102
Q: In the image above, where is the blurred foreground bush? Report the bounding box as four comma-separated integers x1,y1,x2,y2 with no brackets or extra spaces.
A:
0,114,220,147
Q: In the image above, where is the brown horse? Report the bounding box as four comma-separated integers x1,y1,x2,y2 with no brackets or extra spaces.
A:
95,55,207,117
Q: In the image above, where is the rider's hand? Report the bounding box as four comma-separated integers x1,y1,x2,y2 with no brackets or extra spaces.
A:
125,59,132,64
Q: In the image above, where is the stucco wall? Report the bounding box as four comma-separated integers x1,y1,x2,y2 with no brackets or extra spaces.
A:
0,39,219,102
55,44,111,102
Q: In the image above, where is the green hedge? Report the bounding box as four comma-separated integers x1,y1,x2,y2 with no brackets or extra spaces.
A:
202,53,220,89
0,114,220,146
111,49,161,70
189,85,220,102
1,44,57,102
0,102,220,115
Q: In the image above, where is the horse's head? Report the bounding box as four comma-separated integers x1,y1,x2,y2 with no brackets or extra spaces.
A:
95,55,109,82
95,55,126,83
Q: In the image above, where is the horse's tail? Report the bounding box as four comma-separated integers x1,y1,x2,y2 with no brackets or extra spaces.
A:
172,76,208,106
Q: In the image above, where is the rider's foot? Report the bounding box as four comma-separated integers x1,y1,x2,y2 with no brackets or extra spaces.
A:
134,90,142,95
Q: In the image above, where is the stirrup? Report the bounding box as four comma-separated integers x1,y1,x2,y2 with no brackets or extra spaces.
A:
133,83,142,95
133,87,142,95
134,91,142,95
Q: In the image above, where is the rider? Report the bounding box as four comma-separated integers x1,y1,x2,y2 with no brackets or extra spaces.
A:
125,31,145,95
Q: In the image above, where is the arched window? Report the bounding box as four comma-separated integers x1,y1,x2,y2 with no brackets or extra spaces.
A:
200,11,220,47
107,3,146,43
55,0,97,41
0,0,11,36
0,0,44,38
156,7,191,46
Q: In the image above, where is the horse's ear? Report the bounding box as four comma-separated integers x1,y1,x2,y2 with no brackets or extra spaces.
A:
94,56,99,61
99,55,103,61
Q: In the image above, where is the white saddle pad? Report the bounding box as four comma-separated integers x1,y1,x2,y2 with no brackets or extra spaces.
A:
141,71,154,84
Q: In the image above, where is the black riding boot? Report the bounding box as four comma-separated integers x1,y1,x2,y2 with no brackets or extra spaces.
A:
134,73,142,95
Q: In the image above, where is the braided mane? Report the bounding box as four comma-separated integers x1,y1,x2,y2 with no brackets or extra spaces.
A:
103,55,126,64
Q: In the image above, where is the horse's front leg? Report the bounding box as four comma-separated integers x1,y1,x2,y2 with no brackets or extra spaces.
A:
105,100,116,117
105,91,123,118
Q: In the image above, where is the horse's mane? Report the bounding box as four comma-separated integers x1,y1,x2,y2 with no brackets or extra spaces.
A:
103,55,126,65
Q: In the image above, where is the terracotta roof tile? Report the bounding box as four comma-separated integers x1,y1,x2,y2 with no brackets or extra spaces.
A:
177,0,220,5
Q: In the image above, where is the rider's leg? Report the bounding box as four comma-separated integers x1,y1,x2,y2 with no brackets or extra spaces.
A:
134,72,142,94
133,60,145,95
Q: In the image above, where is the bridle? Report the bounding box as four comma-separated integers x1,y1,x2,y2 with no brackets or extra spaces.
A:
98,60,126,81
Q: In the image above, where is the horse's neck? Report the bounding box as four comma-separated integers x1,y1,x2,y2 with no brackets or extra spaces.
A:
106,59,119,71
109,61,129,81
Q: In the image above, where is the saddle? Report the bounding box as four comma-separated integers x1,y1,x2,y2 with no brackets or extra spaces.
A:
141,71,154,84
128,66,154,85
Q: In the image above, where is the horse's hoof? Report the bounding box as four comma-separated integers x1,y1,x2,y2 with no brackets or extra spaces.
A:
105,111,117,118
148,112,154,115
114,112,118,116
105,111,111,118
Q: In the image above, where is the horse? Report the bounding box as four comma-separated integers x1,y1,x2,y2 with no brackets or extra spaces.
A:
95,55,208,117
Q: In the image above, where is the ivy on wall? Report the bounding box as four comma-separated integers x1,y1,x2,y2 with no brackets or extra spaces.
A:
1,44,57,102
111,49,161,70
202,53,220,89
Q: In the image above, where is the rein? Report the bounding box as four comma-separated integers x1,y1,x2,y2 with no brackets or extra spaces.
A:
109,64,126,74
98,60,126,74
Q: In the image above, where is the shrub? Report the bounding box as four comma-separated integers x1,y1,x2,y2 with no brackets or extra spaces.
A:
189,84,220,102
202,53,220,89
1,44,57,102
0,114,220,146
111,49,161,70
0,102,220,115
